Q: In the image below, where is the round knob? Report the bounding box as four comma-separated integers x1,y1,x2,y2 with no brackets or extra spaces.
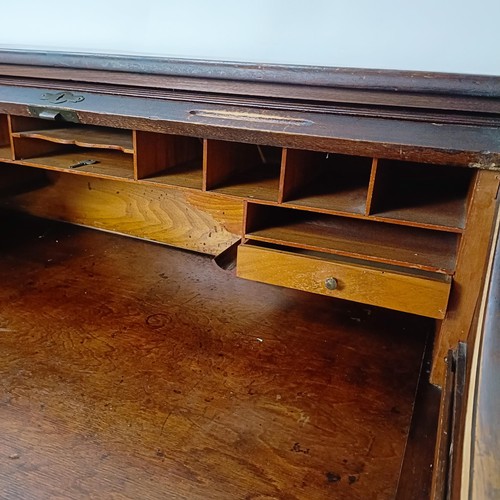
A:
325,277,338,290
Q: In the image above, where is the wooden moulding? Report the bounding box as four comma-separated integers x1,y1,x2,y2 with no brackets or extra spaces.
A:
237,243,451,319
0,50,499,124
0,166,244,255
0,85,498,169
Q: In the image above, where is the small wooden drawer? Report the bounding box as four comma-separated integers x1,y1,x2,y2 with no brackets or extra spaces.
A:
237,243,451,319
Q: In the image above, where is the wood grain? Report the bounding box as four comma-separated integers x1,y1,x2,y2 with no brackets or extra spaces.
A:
245,204,459,274
281,149,372,215
0,211,431,499
431,169,500,385
204,140,282,201
0,145,11,160
11,126,134,154
1,84,499,168
134,131,203,183
13,148,135,179
237,243,451,318
369,160,473,230
0,169,243,255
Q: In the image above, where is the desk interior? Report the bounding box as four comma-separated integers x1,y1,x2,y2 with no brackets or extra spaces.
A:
0,211,436,499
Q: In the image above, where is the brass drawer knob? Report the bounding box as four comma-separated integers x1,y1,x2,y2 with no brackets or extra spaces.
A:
325,277,338,290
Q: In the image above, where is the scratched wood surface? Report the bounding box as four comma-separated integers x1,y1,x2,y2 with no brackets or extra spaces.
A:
0,212,431,500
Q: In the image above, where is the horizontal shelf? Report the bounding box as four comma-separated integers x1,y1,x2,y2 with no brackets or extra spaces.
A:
210,164,281,201
11,126,134,154
284,180,368,214
0,145,11,160
205,140,282,202
282,150,372,214
245,205,459,274
370,161,473,230
15,149,134,180
141,160,203,190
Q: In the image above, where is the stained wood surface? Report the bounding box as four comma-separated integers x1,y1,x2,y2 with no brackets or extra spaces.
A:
237,243,451,318
13,149,135,179
281,150,372,215
1,84,499,168
134,131,203,182
0,146,10,160
369,161,472,230
0,168,243,255
245,205,459,274
0,115,9,151
431,169,500,385
396,337,440,500
205,140,282,201
139,160,203,190
0,211,431,499
11,126,134,154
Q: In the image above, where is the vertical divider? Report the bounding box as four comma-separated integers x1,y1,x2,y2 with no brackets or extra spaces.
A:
0,115,8,145
202,138,208,191
277,148,287,204
0,115,12,160
279,148,314,203
134,130,169,180
242,200,250,240
204,139,239,191
132,130,139,181
365,158,379,216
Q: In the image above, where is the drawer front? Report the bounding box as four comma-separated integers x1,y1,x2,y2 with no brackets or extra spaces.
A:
237,244,451,319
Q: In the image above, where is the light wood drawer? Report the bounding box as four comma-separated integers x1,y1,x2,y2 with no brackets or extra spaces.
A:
237,243,451,319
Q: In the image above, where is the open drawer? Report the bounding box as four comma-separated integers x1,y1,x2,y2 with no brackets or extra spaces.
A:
237,242,452,319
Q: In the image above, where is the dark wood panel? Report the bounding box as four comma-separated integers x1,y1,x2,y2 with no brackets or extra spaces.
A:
0,85,499,168
396,334,440,500
0,211,431,499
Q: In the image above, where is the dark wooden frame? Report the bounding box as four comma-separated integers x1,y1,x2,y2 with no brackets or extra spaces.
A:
0,49,499,126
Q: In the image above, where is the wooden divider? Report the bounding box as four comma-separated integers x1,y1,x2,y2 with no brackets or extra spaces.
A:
0,115,11,159
134,130,203,188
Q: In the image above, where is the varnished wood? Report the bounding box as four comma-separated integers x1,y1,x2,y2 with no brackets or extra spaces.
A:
237,243,451,318
134,130,203,187
3,71,500,129
431,169,500,385
244,204,459,274
430,349,455,499
0,168,243,255
396,337,440,500
459,207,500,499
9,148,135,179
1,85,499,169
281,149,371,215
205,140,282,201
0,211,432,499
11,126,134,154
369,160,472,230
0,114,9,155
